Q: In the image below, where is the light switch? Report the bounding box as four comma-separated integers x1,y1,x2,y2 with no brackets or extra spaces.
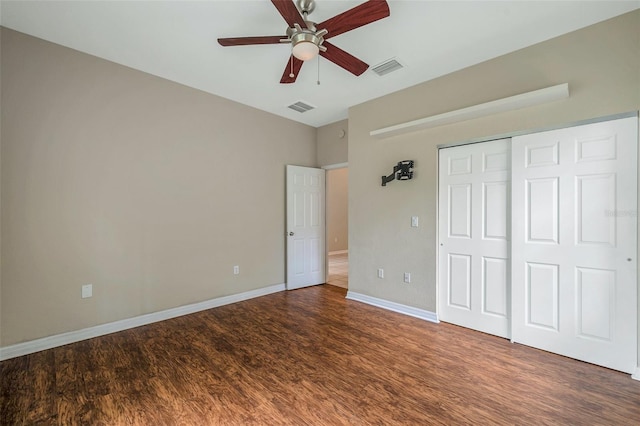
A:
411,216,419,227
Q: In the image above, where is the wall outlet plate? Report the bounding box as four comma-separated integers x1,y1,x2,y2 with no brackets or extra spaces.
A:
233,265,240,275
403,272,411,283
82,284,93,298
377,268,384,279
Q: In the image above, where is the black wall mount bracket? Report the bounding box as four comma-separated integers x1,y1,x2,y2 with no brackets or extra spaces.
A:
382,160,414,186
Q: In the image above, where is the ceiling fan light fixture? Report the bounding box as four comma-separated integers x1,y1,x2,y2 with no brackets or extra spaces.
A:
292,41,319,61
291,32,320,61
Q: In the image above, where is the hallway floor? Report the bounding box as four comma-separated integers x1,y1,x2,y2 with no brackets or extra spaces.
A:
326,252,348,289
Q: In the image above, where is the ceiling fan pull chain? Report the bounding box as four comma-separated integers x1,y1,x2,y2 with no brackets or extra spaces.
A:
317,55,320,85
289,56,295,78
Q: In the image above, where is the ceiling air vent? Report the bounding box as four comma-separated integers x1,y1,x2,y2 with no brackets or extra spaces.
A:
371,58,404,76
288,101,315,113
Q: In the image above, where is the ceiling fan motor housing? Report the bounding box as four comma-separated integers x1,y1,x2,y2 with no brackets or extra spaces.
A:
291,31,321,48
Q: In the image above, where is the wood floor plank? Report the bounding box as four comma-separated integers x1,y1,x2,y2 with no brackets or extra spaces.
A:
0,350,56,424
2,284,639,425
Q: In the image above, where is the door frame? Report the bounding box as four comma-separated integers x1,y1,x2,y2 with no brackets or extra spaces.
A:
322,162,349,286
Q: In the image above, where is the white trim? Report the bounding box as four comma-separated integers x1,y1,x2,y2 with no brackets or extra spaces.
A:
436,111,639,150
322,162,348,170
0,283,285,361
346,291,439,323
370,83,569,139
328,250,348,255
632,367,640,381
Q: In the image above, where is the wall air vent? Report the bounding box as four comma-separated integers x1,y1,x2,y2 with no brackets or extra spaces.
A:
288,101,315,113
371,58,404,76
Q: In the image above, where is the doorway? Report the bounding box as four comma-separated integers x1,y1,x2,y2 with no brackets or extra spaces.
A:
326,167,348,289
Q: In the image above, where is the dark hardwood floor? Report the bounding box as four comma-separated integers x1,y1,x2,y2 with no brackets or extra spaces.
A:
2,284,639,425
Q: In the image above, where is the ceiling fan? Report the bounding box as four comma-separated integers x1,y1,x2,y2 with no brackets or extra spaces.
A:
218,0,390,84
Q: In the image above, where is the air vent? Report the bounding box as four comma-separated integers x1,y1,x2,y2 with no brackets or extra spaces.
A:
288,101,315,113
371,58,404,76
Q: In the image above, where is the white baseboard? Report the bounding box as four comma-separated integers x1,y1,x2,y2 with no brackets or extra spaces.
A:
0,283,285,361
328,250,348,255
346,291,439,323
632,367,640,381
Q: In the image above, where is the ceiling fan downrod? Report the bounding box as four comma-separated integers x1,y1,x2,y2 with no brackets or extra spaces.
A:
296,0,316,19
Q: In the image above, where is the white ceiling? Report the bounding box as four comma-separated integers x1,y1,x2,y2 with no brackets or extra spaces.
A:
2,1,638,128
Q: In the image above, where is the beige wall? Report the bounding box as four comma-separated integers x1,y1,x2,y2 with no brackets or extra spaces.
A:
326,168,348,253
319,119,349,253
348,10,639,354
0,28,316,346
317,119,348,167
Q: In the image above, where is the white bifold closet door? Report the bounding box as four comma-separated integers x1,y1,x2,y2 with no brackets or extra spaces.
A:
511,117,638,374
438,139,511,338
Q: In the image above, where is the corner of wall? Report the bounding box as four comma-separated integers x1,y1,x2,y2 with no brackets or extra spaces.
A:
317,119,348,167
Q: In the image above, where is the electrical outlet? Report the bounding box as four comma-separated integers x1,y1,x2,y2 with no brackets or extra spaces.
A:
377,268,384,279
82,284,93,299
403,272,411,283
233,265,240,275
411,216,419,227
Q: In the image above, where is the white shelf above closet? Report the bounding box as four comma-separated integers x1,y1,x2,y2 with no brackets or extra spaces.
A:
370,83,569,139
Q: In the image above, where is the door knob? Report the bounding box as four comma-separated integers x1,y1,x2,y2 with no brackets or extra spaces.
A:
289,232,295,236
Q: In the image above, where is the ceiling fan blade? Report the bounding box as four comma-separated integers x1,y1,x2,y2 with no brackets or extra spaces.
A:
320,41,368,76
271,0,306,28
218,36,285,46
280,55,304,84
317,0,390,40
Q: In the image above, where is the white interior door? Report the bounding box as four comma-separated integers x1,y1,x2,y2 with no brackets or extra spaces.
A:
286,165,326,290
438,139,511,338
511,117,637,374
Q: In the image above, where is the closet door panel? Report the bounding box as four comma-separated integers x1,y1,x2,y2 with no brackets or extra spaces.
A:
439,139,510,338
511,117,637,374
